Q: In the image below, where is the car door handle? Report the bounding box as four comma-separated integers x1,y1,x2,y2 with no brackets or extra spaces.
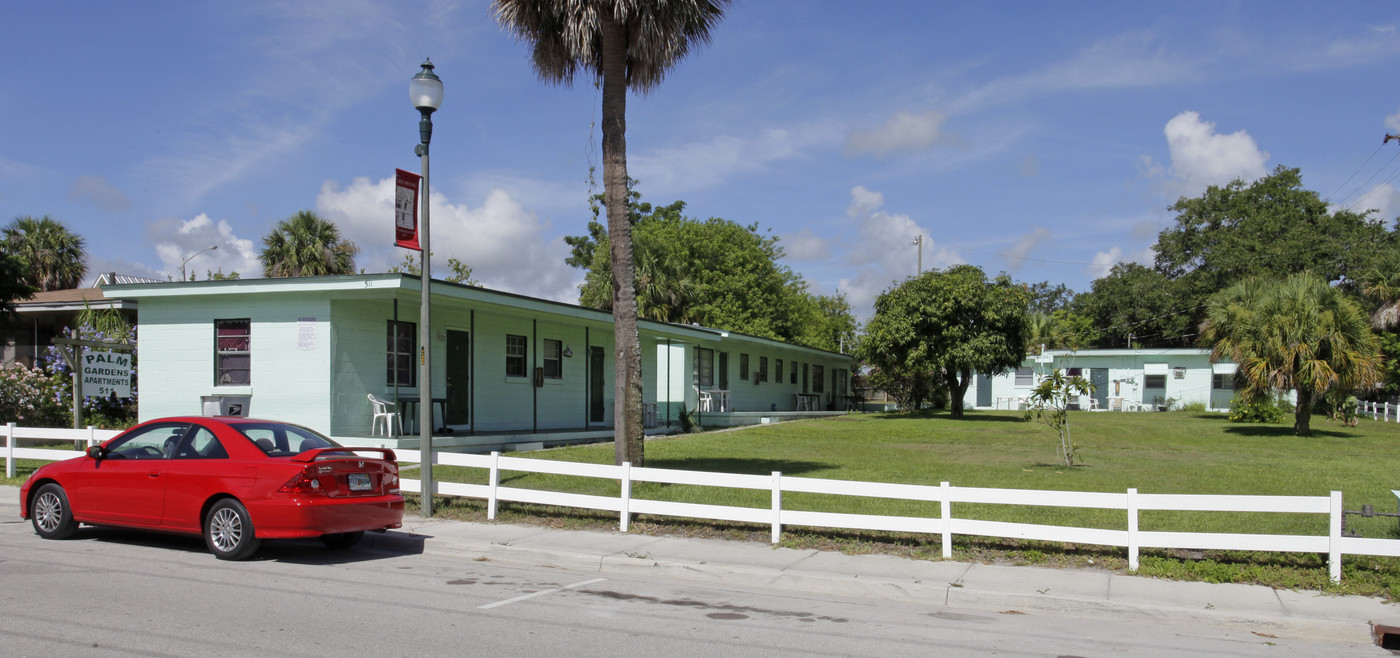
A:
148,472,161,478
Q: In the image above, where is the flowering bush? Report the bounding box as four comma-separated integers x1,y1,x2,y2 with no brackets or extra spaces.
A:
35,324,139,429
0,363,65,425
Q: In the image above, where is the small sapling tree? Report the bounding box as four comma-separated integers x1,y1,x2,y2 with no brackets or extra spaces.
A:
1024,368,1094,467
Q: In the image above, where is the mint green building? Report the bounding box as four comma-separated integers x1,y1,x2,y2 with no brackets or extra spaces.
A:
111,275,853,451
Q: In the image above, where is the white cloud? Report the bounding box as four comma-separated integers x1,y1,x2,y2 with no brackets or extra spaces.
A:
148,213,261,280
1086,245,1156,279
316,176,580,302
68,175,132,212
834,186,962,320
629,121,842,196
780,227,830,262
1141,111,1270,198
1351,182,1400,222
1002,227,1052,271
1387,107,1400,133
844,110,952,156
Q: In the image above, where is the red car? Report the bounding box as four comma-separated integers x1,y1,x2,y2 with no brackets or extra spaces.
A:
20,416,404,560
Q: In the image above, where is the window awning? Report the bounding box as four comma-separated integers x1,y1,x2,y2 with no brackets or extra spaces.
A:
1143,363,1169,375
1212,362,1238,374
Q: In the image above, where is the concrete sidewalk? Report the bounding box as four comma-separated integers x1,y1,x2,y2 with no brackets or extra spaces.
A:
5,485,1395,645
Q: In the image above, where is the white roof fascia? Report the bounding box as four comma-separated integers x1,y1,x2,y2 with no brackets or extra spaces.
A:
1143,363,1170,375
1212,362,1238,374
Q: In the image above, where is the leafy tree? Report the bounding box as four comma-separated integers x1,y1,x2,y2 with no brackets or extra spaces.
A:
1155,165,1393,329
0,249,36,319
1074,263,1193,348
1025,281,1075,314
792,293,857,354
1024,368,1094,467
3,215,87,291
494,0,730,467
1200,272,1382,437
860,265,1029,419
1359,247,1400,329
259,211,359,278
205,269,241,281
389,252,478,285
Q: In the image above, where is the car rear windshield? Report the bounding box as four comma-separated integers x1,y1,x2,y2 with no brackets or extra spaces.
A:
233,422,343,457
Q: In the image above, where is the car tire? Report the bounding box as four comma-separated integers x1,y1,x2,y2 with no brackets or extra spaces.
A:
320,531,365,550
31,483,78,540
204,499,261,560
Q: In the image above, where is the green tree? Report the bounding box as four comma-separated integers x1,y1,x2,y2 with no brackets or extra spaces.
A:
860,265,1029,419
1359,247,1400,329
1024,368,1094,467
1074,263,1193,348
258,211,359,278
1025,281,1075,314
0,249,36,318
494,0,730,467
389,252,478,285
1155,165,1393,330
792,293,857,354
1199,272,1382,437
3,215,87,291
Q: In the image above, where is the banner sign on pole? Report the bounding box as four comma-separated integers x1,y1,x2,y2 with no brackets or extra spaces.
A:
395,168,422,251
82,350,132,398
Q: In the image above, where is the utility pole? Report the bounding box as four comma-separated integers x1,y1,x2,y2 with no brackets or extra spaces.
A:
912,235,923,274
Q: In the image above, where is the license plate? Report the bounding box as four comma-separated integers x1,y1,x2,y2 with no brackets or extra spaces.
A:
348,473,373,491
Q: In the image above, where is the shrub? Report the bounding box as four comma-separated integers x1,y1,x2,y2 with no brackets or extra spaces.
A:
1228,395,1286,423
0,364,65,425
1179,401,1207,413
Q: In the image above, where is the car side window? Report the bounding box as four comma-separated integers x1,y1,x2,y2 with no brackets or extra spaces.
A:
174,426,228,459
106,423,190,460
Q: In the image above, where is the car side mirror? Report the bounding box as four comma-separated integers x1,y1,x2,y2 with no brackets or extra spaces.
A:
86,445,106,460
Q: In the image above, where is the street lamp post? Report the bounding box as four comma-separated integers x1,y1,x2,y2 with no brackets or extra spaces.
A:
912,235,922,275
410,59,443,517
179,244,218,281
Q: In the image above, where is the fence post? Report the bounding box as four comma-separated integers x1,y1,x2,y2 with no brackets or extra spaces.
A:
1127,488,1139,571
771,471,782,544
4,422,14,479
620,462,632,533
87,425,97,448
487,451,500,520
940,481,953,559
1329,490,1343,584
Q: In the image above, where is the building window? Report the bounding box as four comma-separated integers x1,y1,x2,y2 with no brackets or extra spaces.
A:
697,347,714,387
719,353,729,389
543,339,562,379
386,320,415,386
758,356,769,382
740,354,749,381
215,319,250,385
1014,367,1033,386
506,334,527,378
1144,374,1167,389
1212,373,1235,390
790,364,798,385
1065,367,1082,377
812,365,825,393
776,359,784,384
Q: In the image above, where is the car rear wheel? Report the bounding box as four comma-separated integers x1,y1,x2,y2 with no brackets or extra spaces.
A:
320,531,365,549
31,484,78,540
204,499,261,560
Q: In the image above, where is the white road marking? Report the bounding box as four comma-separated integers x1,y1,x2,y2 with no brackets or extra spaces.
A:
477,577,607,610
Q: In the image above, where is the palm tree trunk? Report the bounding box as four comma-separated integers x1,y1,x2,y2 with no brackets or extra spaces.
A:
1294,389,1312,437
601,14,644,467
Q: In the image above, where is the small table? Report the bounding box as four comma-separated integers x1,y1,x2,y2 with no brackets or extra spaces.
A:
712,389,730,412
396,396,448,434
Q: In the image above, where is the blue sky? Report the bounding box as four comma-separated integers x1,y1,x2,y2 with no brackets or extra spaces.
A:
3,1,1399,321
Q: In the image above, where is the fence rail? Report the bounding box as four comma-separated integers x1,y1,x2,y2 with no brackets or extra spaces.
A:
1362,401,1399,422
5,424,1398,583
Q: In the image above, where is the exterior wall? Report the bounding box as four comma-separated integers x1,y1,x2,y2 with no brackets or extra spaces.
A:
137,294,333,429
962,349,1236,412
691,336,852,413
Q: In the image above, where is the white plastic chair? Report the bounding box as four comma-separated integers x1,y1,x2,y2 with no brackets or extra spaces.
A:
368,394,401,436
696,389,714,412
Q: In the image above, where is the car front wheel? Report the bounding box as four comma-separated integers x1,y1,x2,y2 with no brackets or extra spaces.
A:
204,499,261,560
31,483,78,540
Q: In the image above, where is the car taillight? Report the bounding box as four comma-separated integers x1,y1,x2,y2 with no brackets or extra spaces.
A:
278,468,325,494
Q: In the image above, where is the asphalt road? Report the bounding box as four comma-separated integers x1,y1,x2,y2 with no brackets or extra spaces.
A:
1,516,1386,657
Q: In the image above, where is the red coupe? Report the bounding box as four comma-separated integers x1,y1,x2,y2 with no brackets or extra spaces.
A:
20,416,404,560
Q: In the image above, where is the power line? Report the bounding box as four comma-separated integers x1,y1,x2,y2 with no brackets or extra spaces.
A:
1326,142,1386,204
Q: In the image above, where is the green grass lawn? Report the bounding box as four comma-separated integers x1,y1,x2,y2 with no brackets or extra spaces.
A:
418,409,1400,597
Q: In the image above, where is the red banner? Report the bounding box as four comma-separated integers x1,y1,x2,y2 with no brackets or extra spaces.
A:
394,169,422,251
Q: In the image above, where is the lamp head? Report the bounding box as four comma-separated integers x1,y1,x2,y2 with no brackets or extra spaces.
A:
410,59,444,112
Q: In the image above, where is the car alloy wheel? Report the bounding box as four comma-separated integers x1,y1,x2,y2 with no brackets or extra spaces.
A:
204,499,261,560
31,484,77,540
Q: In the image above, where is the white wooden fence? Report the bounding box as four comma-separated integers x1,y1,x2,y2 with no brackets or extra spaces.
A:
6,424,1400,583
3,423,121,478
1362,401,1399,422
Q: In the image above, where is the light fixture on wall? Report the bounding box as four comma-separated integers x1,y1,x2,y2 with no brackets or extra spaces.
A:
563,346,574,358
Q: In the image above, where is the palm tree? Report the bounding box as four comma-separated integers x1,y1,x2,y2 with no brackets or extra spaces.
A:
493,0,730,467
3,215,87,291
1200,272,1382,436
1360,250,1400,329
258,211,359,278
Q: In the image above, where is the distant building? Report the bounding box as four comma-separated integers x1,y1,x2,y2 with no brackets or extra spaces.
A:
964,348,1239,412
0,273,156,368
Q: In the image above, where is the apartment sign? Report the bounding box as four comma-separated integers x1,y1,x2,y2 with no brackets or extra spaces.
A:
82,350,132,398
